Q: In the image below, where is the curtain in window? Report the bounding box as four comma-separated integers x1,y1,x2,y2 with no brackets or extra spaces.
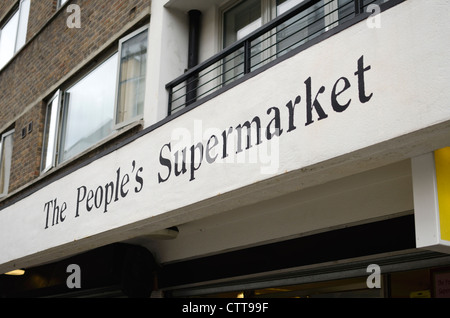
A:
116,29,148,125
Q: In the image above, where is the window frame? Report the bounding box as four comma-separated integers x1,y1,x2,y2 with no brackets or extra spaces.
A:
40,90,62,174
40,25,149,174
0,129,15,198
218,0,350,84
220,0,347,51
0,0,30,70
113,24,149,130
58,51,119,164
57,0,69,9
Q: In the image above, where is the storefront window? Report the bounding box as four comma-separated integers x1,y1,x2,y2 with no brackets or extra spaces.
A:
115,27,148,126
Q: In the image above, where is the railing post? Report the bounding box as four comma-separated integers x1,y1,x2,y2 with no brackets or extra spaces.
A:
354,0,363,15
244,40,251,74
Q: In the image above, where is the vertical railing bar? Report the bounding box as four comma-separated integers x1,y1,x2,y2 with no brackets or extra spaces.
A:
354,0,364,15
244,40,251,74
168,86,173,116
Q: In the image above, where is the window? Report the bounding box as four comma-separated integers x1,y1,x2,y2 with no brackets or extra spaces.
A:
0,130,14,198
40,91,61,174
60,52,118,162
168,0,392,113
223,0,262,84
0,0,30,70
115,25,148,127
222,0,360,76
276,0,326,55
40,26,148,173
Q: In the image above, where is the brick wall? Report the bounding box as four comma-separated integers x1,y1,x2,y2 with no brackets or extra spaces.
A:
26,0,59,40
0,0,151,193
7,102,45,192
0,0,17,19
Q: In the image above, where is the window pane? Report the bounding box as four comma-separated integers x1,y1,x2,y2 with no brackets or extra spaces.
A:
59,0,69,8
61,53,118,162
116,28,148,125
41,92,60,173
276,0,325,56
0,132,14,196
277,0,304,16
0,11,19,69
0,140,3,194
363,0,389,8
15,0,30,51
224,0,262,47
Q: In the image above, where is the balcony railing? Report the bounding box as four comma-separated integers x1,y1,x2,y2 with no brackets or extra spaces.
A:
166,0,389,115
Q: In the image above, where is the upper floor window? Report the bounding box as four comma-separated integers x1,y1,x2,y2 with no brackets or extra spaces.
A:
61,52,118,162
223,0,340,77
0,0,30,70
115,27,148,127
40,25,148,173
221,0,388,81
41,91,61,174
0,129,14,198
222,0,332,81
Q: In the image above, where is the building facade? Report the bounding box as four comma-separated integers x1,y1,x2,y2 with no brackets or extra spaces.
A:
0,0,450,298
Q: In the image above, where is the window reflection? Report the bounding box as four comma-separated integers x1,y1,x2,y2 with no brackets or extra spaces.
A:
60,53,118,162
116,29,148,125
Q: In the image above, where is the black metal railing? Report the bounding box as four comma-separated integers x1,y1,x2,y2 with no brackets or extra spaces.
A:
166,0,388,115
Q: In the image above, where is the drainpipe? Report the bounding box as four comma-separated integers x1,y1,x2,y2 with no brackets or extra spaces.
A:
186,9,201,106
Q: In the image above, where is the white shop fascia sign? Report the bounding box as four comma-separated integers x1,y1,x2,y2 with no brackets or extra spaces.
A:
7,53,374,233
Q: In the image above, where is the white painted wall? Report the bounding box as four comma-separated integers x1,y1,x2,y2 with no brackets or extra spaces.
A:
144,0,189,126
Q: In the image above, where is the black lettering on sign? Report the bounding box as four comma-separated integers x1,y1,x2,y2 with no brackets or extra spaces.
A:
157,55,373,183
44,161,144,229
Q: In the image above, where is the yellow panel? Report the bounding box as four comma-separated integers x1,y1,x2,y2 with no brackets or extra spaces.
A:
435,148,450,242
